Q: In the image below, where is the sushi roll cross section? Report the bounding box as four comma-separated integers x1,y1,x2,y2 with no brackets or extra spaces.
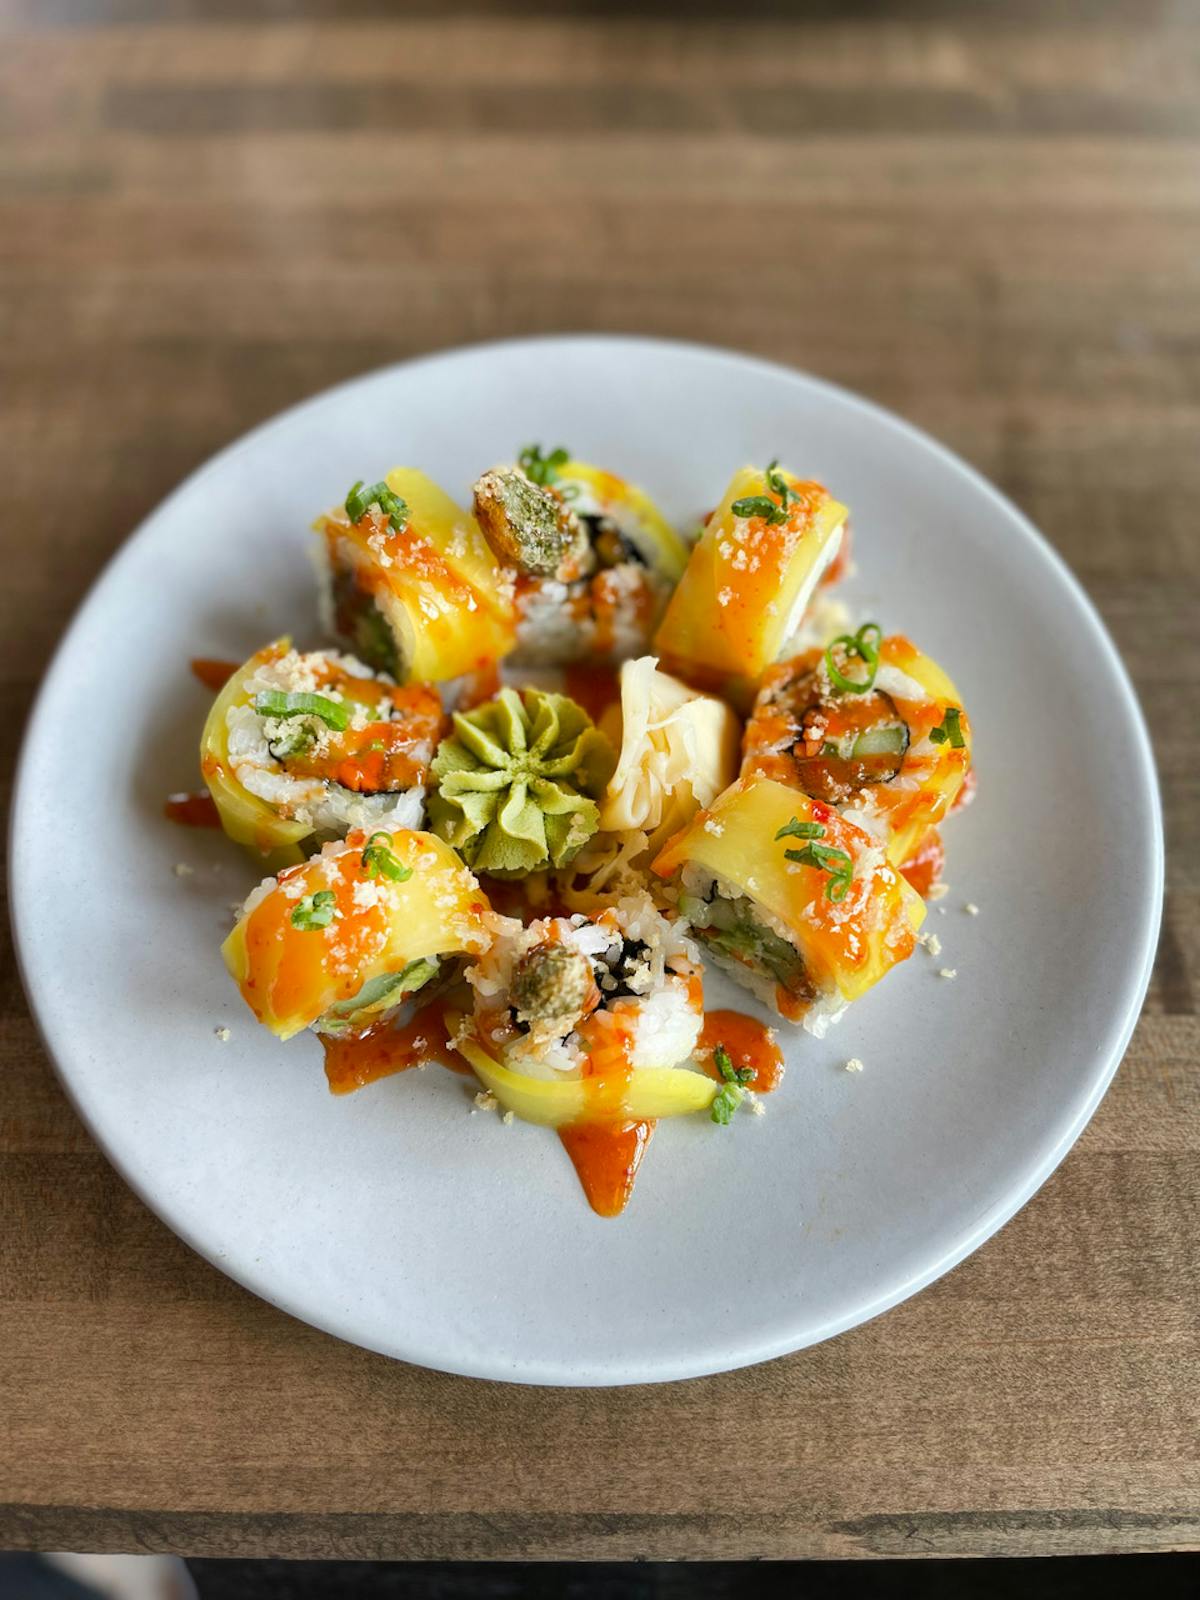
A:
653,775,925,1032
456,891,716,1126
202,640,443,865
742,628,972,871
472,449,690,667
316,468,517,683
222,829,491,1042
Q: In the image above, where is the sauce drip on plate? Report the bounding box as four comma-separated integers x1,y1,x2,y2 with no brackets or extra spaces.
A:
559,1120,655,1220
164,791,222,828
697,1009,784,1094
321,999,469,1095
899,828,945,899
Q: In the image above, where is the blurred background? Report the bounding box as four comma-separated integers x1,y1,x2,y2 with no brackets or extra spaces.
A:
2,0,1197,1592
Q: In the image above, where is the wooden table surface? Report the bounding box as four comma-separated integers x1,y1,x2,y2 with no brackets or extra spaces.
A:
2,0,1197,1564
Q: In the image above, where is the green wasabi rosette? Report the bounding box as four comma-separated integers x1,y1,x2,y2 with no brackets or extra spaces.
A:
429,687,616,876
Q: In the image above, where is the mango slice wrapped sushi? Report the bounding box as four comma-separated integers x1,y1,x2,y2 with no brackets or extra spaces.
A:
315,469,517,683
201,640,442,866
741,627,973,873
652,775,924,1033
456,890,714,1126
654,462,848,702
471,447,690,665
222,829,491,1041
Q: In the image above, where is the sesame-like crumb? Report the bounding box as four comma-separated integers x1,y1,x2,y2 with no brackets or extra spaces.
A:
502,1110,515,1126
749,1097,766,1117
214,1026,231,1042
917,931,942,958
938,967,958,980
472,1090,498,1114
844,1057,864,1073
928,882,950,901
964,902,980,916
174,862,194,877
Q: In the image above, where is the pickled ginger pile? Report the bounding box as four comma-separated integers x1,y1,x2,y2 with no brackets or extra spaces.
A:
186,449,973,1216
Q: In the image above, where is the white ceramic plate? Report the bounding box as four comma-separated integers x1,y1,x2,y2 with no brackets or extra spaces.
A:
11,336,1161,1386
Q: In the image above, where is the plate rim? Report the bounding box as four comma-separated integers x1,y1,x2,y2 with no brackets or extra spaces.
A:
8,333,1165,1385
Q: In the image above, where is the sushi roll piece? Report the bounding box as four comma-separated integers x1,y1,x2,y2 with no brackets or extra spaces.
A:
652,775,925,1033
315,469,517,683
201,640,442,865
455,890,715,1125
654,462,848,705
471,448,690,666
741,626,973,873
222,828,491,1041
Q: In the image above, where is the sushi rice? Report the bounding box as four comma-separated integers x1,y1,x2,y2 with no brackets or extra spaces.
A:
224,646,432,839
466,889,703,1079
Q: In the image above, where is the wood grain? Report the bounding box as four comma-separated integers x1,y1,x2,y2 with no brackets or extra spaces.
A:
1,0,1197,1563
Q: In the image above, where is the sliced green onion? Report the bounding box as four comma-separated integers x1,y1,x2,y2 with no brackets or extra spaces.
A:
345,479,409,534
731,493,786,526
709,1043,754,1124
714,1043,753,1086
764,458,799,507
254,690,351,732
710,1084,741,1124
290,889,336,930
930,707,966,748
824,620,882,695
360,831,413,883
733,460,800,526
775,817,827,842
518,444,571,486
856,621,882,652
784,841,855,902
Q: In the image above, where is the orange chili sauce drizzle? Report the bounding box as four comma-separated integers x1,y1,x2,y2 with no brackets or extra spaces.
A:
555,1001,647,1218
190,657,240,692
951,765,978,813
696,1009,784,1094
320,999,470,1096
164,791,222,828
900,829,945,899
558,1121,655,1220
563,662,621,724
